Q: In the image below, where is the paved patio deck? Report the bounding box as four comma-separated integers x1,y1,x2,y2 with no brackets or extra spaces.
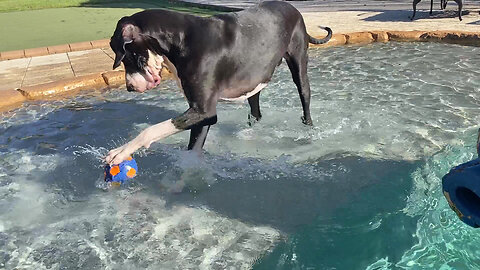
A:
182,0,480,12
0,47,116,92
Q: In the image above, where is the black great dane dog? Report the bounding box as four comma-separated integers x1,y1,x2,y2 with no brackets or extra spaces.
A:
106,1,332,165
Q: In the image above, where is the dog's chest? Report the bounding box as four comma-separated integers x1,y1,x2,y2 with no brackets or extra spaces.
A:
162,56,184,94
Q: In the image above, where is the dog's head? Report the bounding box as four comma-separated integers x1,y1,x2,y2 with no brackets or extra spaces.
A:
110,18,167,93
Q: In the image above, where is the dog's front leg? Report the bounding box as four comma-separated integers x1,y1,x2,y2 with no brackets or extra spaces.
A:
105,108,217,165
105,119,181,165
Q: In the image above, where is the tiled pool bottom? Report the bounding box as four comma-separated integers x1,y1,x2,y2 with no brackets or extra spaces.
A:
1,42,480,269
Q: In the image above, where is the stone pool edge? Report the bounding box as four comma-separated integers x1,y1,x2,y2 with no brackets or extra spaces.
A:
1,29,479,112
0,40,110,61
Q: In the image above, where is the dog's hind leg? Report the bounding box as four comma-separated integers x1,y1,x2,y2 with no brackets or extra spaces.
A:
285,40,313,126
247,92,262,126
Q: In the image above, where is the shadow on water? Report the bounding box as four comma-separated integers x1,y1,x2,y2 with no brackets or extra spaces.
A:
250,156,419,269
144,152,421,269
1,97,421,269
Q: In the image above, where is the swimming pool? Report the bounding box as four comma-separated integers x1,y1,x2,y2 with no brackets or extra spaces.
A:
1,41,480,269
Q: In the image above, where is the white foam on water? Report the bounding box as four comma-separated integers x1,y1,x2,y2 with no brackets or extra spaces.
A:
365,257,392,270
0,151,62,231
0,149,280,269
69,144,109,163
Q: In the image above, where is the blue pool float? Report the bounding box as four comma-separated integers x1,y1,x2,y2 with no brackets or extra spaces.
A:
442,129,480,228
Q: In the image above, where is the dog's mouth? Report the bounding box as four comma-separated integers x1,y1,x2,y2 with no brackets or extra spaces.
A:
141,51,166,92
125,50,169,93
143,63,164,91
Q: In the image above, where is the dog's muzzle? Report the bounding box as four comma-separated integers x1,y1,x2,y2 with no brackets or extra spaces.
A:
125,70,161,93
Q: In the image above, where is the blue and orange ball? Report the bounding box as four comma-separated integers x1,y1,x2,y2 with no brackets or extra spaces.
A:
104,157,138,186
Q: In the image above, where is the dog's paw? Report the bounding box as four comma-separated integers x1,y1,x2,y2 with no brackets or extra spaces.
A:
247,113,261,127
301,116,313,126
105,144,133,165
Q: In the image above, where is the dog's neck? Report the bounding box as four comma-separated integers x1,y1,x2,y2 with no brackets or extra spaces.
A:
144,14,198,65
146,14,220,67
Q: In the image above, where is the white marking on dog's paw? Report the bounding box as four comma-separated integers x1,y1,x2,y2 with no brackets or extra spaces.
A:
106,144,134,165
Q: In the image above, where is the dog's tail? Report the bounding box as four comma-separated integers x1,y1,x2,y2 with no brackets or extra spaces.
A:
308,26,332,45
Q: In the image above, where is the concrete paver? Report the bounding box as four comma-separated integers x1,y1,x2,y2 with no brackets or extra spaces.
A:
22,64,74,87
28,53,70,67
22,53,74,87
0,57,30,70
68,49,113,77
0,58,30,91
101,48,115,61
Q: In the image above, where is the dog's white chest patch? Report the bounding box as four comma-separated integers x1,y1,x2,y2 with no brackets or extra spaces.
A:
220,83,268,102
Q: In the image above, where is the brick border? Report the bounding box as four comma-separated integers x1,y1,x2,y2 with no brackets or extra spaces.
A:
1,30,480,112
310,30,480,48
0,39,109,61
313,30,480,48
16,69,173,100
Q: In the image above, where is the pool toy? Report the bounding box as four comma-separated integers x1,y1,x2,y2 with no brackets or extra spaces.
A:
442,129,480,228
104,157,138,186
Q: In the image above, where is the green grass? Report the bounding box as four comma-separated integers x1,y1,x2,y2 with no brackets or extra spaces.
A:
0,0,99,12
0,1,231,51
0,0,230,14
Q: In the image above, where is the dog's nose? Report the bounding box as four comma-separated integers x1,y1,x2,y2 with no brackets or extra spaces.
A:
126,84,136,92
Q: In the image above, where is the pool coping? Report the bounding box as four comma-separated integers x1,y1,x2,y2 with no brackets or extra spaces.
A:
1,29,479,112
0,40,111,61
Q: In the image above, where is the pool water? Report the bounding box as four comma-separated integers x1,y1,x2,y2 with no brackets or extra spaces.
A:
1,42,480,269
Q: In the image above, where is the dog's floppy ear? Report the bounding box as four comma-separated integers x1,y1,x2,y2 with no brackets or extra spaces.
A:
112,43,125,70
111,23,141,69
121,24,141,43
